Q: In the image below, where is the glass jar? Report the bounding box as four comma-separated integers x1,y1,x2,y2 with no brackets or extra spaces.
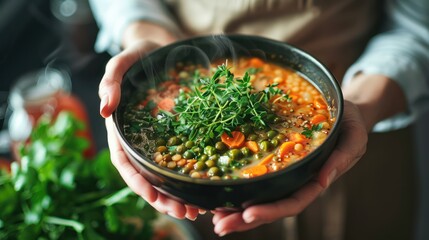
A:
8,68,95,160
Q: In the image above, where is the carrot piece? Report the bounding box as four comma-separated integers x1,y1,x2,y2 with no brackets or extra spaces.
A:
310,114,327,125
249,57,265,68
245,141,259,153
151,98,175,116
241,165,268,178
313,97,327,109
289,93,299,101
278,141,295,158
157,98,175,112
259,153,275,166
289,133,308,143
221,131,245,148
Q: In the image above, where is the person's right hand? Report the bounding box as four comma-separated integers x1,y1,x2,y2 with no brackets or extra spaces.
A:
98,22,203,220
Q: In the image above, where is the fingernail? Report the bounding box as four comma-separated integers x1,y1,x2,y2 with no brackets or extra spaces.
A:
100,95,109,116
327,169,337,186
199,209,207,215
187,216,197,221
243,215,256,224
218,231,228,237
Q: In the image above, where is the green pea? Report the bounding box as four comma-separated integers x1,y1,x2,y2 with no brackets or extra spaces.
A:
185,140,195,149
191,146,202,155
215,142,227,152
175,144,186,154
275,133,286,142
267,130,278,139
228,149,242,160
209,154,219,161
220,166,231,174
199,154,208,161
241,147,251,157
205,159,216,168
167,136,182,146
204,146,216,156
270,139,279,147
208,167,221,177
247,133,258,141
259,140,272,152
183,150,195,159
194,161,206,171
179,166,191,174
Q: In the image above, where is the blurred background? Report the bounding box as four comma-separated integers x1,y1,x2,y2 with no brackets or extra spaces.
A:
0,1,427,240
0,0,109,154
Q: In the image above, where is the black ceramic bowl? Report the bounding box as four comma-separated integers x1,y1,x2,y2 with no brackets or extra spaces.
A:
113,35,343,210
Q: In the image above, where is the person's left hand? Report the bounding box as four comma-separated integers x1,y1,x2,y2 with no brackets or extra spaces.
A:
211,100,368,236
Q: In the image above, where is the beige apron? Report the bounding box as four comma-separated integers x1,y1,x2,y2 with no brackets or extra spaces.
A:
167,0,381,81
162,2,416,240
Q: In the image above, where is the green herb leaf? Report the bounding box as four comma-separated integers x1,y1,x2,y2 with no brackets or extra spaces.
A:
172,64,286,142
302,123,324,138
0,111,158,239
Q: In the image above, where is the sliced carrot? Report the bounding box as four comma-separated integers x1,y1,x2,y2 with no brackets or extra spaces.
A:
278,141,295,159
313,97,327,109
289,133,308,143
221,131,245,148
245,141,259,153
288,93,299,102
249,57,265,68
310,114,327,125
152,98,175,116
241,165,268,178
259,153,275,166
157,98,175,112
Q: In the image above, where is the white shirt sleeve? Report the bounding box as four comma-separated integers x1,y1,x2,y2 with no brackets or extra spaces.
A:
88,0,180,55
342,0,429,132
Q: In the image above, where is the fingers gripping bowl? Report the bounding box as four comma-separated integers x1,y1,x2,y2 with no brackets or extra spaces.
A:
113,35,343,210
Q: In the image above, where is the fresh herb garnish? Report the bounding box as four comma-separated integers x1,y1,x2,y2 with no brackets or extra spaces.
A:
302,123,324,138
0,112,157,240
173,64,288,141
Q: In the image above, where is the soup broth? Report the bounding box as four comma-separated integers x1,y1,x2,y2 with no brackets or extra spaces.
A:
123,57,333,179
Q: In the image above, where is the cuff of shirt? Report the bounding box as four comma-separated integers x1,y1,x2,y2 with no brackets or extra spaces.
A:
94,1,179,55
343,38,428,132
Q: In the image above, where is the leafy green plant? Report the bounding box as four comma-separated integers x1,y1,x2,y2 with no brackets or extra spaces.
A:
0,112,157,240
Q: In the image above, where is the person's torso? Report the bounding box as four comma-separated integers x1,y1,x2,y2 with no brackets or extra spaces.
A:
166,0,382,81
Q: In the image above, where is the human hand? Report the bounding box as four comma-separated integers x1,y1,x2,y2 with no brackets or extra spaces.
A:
99,21,178,118
211,100,368,236
105,116,201,220
211,72,408,236
98,23,202,220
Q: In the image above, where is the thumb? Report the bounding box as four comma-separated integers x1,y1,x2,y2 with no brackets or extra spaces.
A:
99,40,161,118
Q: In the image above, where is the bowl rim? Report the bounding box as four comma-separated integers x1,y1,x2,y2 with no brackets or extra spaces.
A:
112,34,344,186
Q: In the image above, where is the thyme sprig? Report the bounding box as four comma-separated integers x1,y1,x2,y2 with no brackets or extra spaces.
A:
172,64,288,141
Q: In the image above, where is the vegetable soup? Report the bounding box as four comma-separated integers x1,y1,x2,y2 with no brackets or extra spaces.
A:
123,57,333,179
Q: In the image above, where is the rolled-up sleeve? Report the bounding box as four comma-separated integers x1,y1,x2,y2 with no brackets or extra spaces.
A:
88,0,179,55
343,0,429,131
